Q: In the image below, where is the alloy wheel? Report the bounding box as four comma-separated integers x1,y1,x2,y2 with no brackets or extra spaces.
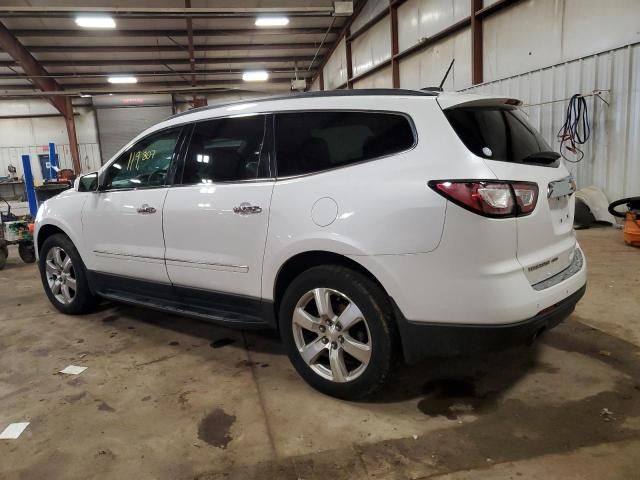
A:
45,246,77,305
291,288,372,383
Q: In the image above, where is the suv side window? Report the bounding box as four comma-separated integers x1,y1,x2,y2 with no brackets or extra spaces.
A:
103,127,182,190
274,111,415,177
181,115,268,184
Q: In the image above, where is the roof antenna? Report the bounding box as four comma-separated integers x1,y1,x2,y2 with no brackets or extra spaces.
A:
421,58,455,93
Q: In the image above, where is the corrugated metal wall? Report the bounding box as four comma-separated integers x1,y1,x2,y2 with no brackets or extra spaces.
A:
463,42,640,201
0,143,102,185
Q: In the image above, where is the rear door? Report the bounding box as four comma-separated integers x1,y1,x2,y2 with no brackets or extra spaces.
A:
440,99,576,285
162,114,274,299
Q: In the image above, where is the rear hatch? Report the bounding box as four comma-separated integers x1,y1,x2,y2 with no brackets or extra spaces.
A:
438,94,577,285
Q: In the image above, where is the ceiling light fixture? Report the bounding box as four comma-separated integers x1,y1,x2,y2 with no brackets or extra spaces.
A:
242,71,269,82
108,76,138,84
255,16,289,27
75,16,116,29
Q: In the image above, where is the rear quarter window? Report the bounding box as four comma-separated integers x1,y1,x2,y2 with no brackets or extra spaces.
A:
444,107,559,167
275,111,415,177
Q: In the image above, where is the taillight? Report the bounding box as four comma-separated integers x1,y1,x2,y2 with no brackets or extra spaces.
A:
429,180,538,218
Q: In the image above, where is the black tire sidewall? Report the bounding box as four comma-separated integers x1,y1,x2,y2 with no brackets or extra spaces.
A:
18,242,36,263
279,265,396,400
39,233,96,314
0,244,7,270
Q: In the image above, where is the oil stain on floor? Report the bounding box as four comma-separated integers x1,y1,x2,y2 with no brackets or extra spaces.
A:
198,408,236,449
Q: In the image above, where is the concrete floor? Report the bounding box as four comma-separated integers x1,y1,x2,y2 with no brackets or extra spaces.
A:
1,227,639,479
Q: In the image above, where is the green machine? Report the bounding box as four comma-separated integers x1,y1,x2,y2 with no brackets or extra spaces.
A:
0,198,36,270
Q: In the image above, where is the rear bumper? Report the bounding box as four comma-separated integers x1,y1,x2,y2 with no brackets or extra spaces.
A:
394,284,586,364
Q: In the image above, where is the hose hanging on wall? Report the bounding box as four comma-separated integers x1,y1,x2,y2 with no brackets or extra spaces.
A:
557,94,591,163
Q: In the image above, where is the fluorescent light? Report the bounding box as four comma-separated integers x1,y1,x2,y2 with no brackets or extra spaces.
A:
108,76,137,84
75,16,116,29
242,71,269,82
255,16,289,27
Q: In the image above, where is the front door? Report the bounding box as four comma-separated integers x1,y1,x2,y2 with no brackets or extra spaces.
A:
82,126,185,283
162,114,274,299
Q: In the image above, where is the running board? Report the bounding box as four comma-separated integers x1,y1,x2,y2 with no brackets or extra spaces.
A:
87,271,275,329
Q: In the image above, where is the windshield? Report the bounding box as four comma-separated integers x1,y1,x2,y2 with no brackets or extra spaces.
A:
444,106,558,167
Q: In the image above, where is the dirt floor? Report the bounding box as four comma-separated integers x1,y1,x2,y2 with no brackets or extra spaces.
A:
0,227,639,479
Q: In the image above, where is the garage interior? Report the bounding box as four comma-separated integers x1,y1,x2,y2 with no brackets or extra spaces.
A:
1,1,639,479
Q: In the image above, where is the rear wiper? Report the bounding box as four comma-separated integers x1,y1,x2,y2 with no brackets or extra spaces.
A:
520,151,561,164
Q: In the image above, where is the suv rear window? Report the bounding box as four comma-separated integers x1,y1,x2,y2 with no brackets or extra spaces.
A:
444,107,559,167
275,111,415,177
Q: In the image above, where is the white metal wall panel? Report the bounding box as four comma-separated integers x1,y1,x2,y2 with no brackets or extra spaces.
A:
399,27,472,91
0,103,102,183
483,0,640,83
398,0,470,52
351,0,389,34
0,143,101,185
352,15,392,77
483,0,564,82
463,43,640,201
310,76,321,91
563,0,640,61
352,65,393,89
323,37,348,89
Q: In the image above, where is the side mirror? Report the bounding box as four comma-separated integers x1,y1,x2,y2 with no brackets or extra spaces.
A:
76,172,99,192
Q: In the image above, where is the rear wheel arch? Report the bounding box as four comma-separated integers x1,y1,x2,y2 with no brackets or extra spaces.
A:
273,251,390,319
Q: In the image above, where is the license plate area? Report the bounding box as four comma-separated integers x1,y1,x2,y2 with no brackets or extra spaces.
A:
547,176,576,199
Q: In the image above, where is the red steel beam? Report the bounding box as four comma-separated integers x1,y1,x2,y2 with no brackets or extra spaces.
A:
471,0,483,84
185,0,196,87
0,22,81,174
390,2,400,88
345,27,353,88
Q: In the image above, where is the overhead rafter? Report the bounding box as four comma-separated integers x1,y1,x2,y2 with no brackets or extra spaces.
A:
0,78,293,92
25,43,328,53
0,56,317,68
10,28,340,38
0,5,336,18
0,69,314,81
0,21,81,174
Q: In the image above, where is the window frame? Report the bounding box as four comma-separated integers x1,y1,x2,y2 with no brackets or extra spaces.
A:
97,109,416,190
174,113,275,187
272,109,418,180
98,125,190,192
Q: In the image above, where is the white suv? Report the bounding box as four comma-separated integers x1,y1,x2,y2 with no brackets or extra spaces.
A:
35,89,587,399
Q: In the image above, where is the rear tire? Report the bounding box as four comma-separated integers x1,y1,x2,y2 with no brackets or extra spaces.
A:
279,265,397,400
39,233,98,314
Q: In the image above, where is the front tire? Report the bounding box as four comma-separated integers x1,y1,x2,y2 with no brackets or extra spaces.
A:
279,265,397,400
39,233,97,314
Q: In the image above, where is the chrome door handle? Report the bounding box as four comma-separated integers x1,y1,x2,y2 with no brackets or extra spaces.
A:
233,202,262,215
137,204,156,214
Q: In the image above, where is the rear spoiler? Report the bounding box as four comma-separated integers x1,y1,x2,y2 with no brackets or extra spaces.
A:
436,93,522,110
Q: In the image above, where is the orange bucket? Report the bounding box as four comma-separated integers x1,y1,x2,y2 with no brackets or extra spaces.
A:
624,211,640,247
